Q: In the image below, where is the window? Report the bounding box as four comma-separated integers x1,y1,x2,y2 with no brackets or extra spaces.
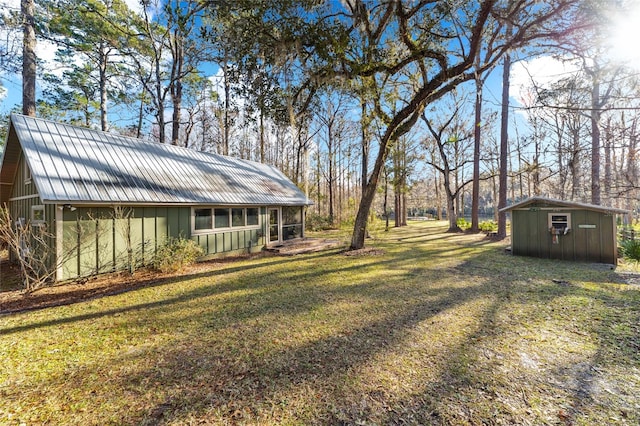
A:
247,208,259,226
283,206,302,225
282,206,303,241
194,208,212,230
214,208,230,228
31,205,45,224
232,208,245,227
548,213,571,232
24,163,31,184
193,207,261,232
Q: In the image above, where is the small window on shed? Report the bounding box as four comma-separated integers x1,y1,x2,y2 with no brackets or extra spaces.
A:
31,205,45,224
548,213,571,232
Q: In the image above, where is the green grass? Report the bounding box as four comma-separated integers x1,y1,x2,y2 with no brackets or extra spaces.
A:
2,221,640,425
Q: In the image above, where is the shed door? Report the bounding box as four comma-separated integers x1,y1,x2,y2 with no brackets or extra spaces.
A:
268,208,280,244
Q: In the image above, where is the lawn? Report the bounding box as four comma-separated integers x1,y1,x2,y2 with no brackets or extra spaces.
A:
1,221,639,425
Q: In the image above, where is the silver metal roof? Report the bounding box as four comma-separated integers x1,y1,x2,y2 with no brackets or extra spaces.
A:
499,196,629,215
2,114,311,206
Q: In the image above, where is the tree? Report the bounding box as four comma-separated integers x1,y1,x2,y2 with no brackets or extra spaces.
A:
470,51,493,231
422,95,475,232
128,0,207,145
497,27,512,240
21,0,36,116
43,0,140,130
210,1,582,248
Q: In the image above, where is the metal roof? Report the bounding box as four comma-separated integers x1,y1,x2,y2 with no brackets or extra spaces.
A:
1,114,311,206
499,196,629,215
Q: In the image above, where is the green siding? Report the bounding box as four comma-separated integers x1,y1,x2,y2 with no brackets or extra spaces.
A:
97,215,114,274
78,209,98,277
142,208,156,264
156,208,168,247
511,204,619,264
7,157,56,269
55,205,269,281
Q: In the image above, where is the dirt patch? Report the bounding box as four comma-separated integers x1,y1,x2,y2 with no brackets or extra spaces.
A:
343,247,385,257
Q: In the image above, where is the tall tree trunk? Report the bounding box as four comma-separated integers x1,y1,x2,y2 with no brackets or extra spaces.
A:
260,109,265,163
328,134,335,225
171,32,184,146
351,135,391,248
393,144,400,228
22,0,36,117
99,43,109,131
591,79,601,204
316,148,321,215
154,54,166,143
223,63,231,155
497,48,511,239
401,191,407,226
569,128,580,199
603,117,612,204
445,185,458,232
471,59,483,232
434,166,442,220
533,131,540,196
384,167,390,231
394,190,400,228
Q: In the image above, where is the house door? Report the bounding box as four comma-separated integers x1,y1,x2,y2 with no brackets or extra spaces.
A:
268,208,280,244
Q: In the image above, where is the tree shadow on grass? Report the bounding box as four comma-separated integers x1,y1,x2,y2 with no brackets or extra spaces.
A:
4,222,639,424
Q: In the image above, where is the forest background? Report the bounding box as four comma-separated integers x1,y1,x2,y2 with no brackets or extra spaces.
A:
1,0,639,248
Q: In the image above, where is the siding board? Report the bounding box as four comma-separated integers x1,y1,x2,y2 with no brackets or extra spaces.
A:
504,198,627,265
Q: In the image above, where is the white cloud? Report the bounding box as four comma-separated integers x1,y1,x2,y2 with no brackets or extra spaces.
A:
123,0,144,16
510,56,581,108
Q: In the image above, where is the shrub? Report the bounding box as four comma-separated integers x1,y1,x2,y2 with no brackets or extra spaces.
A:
620,239,640,262
306,213,335,231
456,217,470,230
479,220,498,232
154,237,204,273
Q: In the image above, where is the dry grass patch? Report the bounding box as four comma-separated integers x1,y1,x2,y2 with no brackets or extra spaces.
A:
1,221,639,425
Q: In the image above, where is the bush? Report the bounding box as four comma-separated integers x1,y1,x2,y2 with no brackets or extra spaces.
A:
456,217,470,230
479,220,498,232
306,213,335,231
154,237,204,273
620,239,640,262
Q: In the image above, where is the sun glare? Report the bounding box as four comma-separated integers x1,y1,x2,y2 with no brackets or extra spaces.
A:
608,2,640,69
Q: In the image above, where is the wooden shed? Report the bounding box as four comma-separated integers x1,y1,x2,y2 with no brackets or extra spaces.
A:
0,114,311,281
500,197,629,265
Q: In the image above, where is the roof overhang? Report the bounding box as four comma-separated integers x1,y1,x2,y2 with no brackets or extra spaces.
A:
499,196,630,215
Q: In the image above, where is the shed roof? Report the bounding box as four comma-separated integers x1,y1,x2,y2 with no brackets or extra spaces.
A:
499,196,629,215
1,114,311,206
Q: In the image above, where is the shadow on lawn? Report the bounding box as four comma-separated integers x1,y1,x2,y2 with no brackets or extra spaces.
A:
6,222,640,424
120,251,636,422
0,250,340,332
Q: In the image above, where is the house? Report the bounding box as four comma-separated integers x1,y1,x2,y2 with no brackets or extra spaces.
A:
500,196,629,265
0,114,311,281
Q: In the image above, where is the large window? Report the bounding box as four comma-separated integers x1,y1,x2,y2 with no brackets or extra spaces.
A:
194,208,212,230
282,206,303,241
193,207,261,233
232,208,245,227
214,208,230,228
247,208,259,226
